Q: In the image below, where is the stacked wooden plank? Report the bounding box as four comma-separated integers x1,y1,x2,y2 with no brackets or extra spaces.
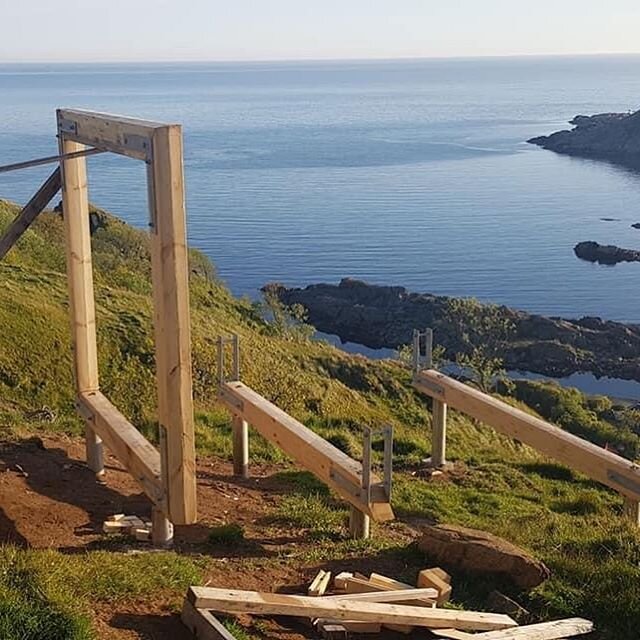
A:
181,569,594,640
102,513,153,541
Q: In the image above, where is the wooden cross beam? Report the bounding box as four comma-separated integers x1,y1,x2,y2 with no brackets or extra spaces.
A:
0,167,61,260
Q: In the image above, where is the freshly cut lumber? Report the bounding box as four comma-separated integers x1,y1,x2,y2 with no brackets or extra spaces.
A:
78,391,163,504
333,572,353,590
218,382,393,521
308,570,331,597
325,587,438,603
417,568,452,605
181,599,238,640
308,570,327,596
368,573,416,590
432,617,593,640
186,586,516,631
414,369,640,501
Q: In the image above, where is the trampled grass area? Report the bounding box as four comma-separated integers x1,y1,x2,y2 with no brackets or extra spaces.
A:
1,199,639,638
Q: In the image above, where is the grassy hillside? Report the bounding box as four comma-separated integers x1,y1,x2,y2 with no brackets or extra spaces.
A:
0,199,639,639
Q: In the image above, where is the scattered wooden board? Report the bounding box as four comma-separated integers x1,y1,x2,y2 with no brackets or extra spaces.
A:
418,568,453,605
325,587,438,603
309,570,330,597
181,599,238,640
187,586,517,631
432,617,594,640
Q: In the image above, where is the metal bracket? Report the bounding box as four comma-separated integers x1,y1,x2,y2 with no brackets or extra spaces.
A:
217,334,240,386
362,424,393,502
122,133,153,162
412,328,433,373
58,117,78,135
218,385,244,413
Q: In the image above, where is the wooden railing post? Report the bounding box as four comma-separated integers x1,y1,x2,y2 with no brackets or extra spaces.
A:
430,399,448,468
232,415,249,478
59,138,104,479
148,124,197,526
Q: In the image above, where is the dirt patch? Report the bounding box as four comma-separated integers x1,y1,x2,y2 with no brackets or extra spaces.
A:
0,435,418,639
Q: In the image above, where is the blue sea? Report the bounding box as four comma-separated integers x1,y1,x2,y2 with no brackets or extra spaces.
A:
1,56,640,322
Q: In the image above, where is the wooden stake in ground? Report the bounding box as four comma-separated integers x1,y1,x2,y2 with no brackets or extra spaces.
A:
186,586,516,631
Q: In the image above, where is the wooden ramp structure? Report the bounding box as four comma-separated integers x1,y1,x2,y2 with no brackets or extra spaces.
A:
0,109,197,544
216,336,394,537
412,330,640,526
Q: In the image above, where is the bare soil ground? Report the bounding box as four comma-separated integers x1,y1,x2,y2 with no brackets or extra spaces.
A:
0,435,419,639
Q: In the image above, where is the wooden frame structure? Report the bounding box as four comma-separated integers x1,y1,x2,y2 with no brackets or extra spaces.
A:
413,367,640,525
57,109,197,541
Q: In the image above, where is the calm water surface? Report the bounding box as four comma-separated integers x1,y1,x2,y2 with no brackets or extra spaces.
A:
1,56,640,324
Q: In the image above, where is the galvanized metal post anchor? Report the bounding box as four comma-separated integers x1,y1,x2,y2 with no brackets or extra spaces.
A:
217,334,249,478
412,328,451,470
349,424,394,540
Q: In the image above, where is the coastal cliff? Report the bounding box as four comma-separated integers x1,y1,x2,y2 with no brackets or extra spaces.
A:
268,278,640,381
528,110,640,168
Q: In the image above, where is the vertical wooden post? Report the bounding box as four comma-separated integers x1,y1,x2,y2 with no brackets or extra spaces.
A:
232,415,249,478
349,506,370,540
59,137,104,479
431,400,447,468
151,505,174,547
623,496,640,526
148,125,197,525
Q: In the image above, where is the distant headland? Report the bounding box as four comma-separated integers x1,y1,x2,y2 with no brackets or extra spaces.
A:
528,109,640,170
266,279,640,382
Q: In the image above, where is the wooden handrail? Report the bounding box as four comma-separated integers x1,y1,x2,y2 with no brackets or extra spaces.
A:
414,370,640,502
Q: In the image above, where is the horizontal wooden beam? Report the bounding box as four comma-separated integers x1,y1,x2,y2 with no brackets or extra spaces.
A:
0,168,61,260
57,109,173,161
77,391,163,505
325,587,438,603
218,382,394,522
433,617,593,640
414,370,640,500
186,586,516,631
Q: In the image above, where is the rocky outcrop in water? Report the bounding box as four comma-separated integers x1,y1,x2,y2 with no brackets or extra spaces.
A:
528,110,640,169
574,241,640,265
266,279,640,381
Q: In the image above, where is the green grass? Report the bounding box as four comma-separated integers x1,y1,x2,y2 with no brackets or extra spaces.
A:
0,546,203,640
1,199,639,638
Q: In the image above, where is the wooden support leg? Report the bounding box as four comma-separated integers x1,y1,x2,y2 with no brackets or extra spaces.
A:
430,400,448,468
85,425,105,480
232,415,249,478
348,507,370,540
152,506,174,548
623,496,640,526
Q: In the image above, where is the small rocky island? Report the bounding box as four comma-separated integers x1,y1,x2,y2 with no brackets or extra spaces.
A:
267,279,640,381
574,241,640,265
528,109,640,168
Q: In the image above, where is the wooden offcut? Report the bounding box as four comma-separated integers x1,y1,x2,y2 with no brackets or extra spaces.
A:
187,586,516,631
417,568,452,605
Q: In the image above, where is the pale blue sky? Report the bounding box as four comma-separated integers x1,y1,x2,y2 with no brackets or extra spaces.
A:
2,1,639,63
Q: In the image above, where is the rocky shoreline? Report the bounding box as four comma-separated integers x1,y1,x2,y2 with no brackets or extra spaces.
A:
528,110,640,169
574,241,640,265
267,279,640,382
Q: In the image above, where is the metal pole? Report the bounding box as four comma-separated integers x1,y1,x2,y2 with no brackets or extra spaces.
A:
0,147,106,174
